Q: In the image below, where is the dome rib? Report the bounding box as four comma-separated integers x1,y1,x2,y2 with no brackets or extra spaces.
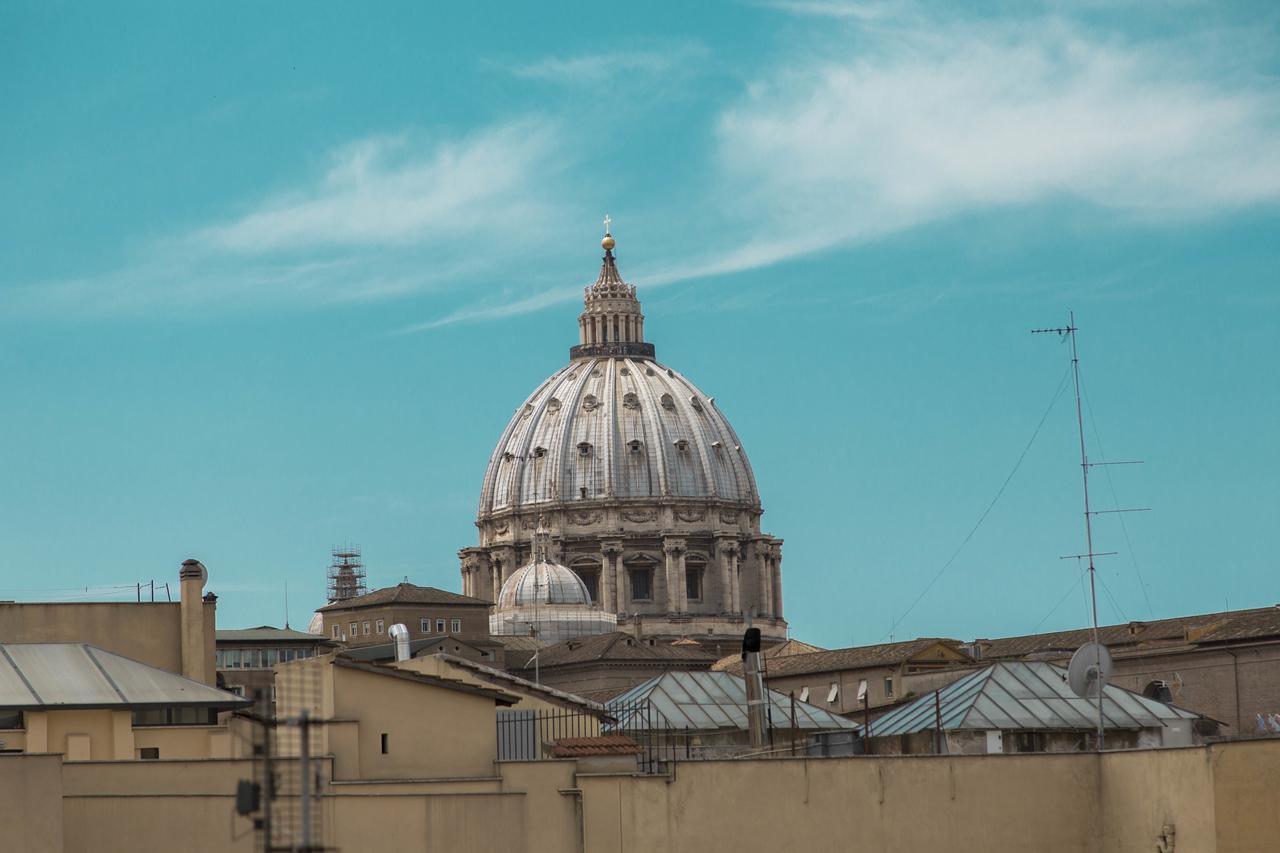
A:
478,358,759,518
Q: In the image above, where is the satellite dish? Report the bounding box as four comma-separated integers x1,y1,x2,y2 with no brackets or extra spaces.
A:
1067,642,1113,699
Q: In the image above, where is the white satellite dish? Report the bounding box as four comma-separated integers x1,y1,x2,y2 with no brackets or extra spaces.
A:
1067,642,1113,699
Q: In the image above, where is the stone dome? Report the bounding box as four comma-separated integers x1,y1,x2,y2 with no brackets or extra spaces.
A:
478,358,759,516
497,556,593,608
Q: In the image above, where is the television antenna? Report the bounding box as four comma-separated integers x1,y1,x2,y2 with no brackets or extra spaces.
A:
1032,312,1148,750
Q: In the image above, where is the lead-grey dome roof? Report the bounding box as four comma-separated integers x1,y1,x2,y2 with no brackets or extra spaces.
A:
479,356,760,516
497,557,593,608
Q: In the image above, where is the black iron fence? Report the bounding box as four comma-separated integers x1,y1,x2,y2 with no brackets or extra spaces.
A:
496,699,844,772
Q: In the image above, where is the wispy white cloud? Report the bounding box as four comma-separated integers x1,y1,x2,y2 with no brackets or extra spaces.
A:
5,119,568,316
665,15,1280,286
509,42,709,85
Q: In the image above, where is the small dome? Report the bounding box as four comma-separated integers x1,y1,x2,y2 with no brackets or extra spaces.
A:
306,612,325,635
498,558,592,608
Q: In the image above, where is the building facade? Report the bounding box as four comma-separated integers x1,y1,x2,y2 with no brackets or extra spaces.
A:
460,229,786,639
316,583,492,647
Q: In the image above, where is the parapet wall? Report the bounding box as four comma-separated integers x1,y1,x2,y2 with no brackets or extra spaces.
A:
14,738,1280,853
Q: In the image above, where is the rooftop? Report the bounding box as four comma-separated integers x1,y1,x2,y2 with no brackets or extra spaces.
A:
718,637,969,679
870,661,1200,737
533,632,723,669
0,643,248,711
317,583,491,612
217,625,331,643
606,670,857,732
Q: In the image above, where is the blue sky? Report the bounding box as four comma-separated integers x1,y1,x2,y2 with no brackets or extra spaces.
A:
2,1,1278,648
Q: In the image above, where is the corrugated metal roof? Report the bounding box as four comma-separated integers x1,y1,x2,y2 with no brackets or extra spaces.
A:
0,643,249,710
605,671,857,732
870,661,1198,736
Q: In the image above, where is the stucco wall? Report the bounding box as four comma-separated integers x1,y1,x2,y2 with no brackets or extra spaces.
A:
15,731,1280,852
0,753,64,853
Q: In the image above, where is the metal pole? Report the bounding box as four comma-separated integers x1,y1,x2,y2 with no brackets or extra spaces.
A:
1066,314,1105,752
299,709,311,852
790,691,798,757
150,580,155,602
863,692,871,752
934,690,943,754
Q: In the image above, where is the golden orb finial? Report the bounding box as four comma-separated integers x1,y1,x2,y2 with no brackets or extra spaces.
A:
602,234,616,251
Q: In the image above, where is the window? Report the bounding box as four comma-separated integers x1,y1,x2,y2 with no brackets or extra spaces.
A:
629,568,652,601
332,625,340,639
1015,732,1046,753
685,560,705,602
381,733,389,754
359,621,368,636
138,747,160,760
0,710,23,729
132,707,218,727
228,686,245,697
281,649,294,663
265,649,279,666
420,618,430,633
436,619,446,634
349,622,358,639
451,619,462,634
827,682,839,703
572,563,600,602
376,619,385,634
215,650,224,668
797,687,810,703
884,677,894,698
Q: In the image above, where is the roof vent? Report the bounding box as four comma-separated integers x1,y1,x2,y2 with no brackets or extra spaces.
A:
673,439,689,451
627,439,643,454
666,369,675,378
577,442,593,457
533,446,547,458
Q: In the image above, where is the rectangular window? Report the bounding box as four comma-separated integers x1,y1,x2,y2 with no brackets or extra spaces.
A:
265,649,279,666
381,733,389,755
0,710,24,729
421,618,430,633
215,650,225,668
138,747,160,760
332,625,340,639
827,682,839,703
349,622,358,639
363,621,371,636
436,619,446,634
629,569,652,601
685,567,703,602
281,648,294,662
884,677,894,698
798,686,810,703
451,618,462,634
376,619,385,634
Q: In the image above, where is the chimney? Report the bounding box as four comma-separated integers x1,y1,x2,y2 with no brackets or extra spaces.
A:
631,612,644,640
388,624,411,662
180,559,211,683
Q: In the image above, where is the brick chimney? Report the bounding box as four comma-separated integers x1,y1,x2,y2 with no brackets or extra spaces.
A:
179,559,212,684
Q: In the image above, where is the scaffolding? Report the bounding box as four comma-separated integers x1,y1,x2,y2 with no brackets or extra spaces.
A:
326,545,367,604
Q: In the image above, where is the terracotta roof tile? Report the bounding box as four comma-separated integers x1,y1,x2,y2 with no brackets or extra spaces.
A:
550,735,643,757
318,583,491,612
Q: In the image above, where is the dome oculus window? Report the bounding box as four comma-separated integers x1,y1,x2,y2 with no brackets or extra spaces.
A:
547,397,562,413
577,442,593,457
582,394,599,412
627,439,644,454
660,394,676,411
673,439,689,451
533,446,548,459
622,392,640,410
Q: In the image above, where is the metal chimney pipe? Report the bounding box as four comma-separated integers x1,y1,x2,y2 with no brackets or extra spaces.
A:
388,623,411,662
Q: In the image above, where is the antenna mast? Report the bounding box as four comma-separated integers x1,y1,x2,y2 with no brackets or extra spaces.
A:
1032,312,1105,749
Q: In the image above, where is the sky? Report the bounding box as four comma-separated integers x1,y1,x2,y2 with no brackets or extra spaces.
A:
2,1,1278,649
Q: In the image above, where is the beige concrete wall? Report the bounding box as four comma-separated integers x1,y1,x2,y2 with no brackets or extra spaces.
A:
9,725,1280,853
0,753,64,853
321,603,490,646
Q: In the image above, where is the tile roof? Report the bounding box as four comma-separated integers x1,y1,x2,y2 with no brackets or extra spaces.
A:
217,626,330,643
430,653,610,717
0,643,249,711
533,632,721,668
720,638,967,678
710,637,826,672
606,671,857,733
338,635,497,663
870,661,1199,736
331,658,519,706
973,606,1280,659
550,735,643,757
317,583,491,612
